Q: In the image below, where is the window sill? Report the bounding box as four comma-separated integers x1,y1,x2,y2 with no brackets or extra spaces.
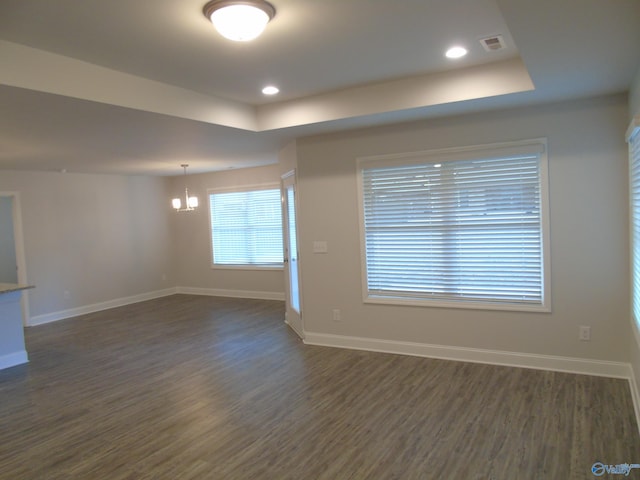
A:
211,264,283,271
364,295,551,313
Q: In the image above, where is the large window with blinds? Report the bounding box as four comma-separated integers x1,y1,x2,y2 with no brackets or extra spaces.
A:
629,120,640,328
357,140,550,311
208,186,283,268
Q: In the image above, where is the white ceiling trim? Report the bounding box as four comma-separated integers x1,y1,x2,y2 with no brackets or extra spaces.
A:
256,58,534,130
1,39,534,135
0,40,258,131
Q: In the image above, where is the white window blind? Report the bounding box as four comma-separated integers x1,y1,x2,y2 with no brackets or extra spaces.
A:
209,187,283,267
629,121,640,327
359,141,549,310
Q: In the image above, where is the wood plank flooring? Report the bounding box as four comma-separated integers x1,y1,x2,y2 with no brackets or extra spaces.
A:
0,294,638,479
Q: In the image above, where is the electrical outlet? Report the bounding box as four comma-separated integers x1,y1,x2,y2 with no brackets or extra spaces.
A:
63,290,70,300
332,309,342,322
579,326,591,341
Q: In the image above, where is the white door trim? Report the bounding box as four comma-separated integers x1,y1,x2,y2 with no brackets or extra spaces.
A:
281,170,304,338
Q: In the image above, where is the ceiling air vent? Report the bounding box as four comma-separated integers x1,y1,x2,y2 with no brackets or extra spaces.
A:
479,35,506,52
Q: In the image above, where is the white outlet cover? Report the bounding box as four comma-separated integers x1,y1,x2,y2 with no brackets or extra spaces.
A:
579,326,591,341
313,241,328,253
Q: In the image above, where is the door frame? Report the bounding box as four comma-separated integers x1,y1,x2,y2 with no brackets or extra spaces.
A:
281,170,304,338
0,191,30,326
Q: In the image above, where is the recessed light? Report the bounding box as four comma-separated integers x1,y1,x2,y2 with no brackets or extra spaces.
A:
262,85,279,95
445,46,468,59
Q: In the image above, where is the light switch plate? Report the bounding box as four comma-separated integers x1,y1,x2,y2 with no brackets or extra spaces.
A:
313,241,328,253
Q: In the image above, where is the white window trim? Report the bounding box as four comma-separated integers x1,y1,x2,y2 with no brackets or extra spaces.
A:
627,115,640,329
207,183,283,271
356,139,551,313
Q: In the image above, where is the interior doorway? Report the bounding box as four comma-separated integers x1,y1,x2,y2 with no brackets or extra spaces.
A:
0,196,18,283
0,192,30,325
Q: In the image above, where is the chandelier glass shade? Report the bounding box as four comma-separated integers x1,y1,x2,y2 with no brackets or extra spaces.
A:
172,164,198,212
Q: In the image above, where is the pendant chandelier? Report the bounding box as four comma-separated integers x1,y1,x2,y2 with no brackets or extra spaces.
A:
172,164,199,212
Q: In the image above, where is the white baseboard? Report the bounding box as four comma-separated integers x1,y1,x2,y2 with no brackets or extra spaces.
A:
0,350,28,370
304,332,632,379
176,286,285,301
26,287,283,326
28,288,178,326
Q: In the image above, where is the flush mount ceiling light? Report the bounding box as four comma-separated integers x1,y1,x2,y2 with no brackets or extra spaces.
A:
445,46,468,59
203,0,276,42
172,164,199,212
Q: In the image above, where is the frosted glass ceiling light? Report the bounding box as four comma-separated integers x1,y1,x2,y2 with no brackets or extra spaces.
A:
203,0,276,42
172,164,199,212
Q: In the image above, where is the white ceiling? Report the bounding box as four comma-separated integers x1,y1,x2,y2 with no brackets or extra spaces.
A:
1,0,639,176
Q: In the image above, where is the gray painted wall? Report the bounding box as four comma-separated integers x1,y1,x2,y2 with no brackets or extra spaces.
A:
296,93,630,363
170,163,284,296
630,67,640,123
0,171,174,319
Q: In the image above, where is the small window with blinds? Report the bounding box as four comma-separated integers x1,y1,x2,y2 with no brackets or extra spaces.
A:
357,139,550,311
628,119,640,328
208,186,283,268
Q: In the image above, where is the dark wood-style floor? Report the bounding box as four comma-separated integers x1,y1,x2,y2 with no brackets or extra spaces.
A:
0,295,638,479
